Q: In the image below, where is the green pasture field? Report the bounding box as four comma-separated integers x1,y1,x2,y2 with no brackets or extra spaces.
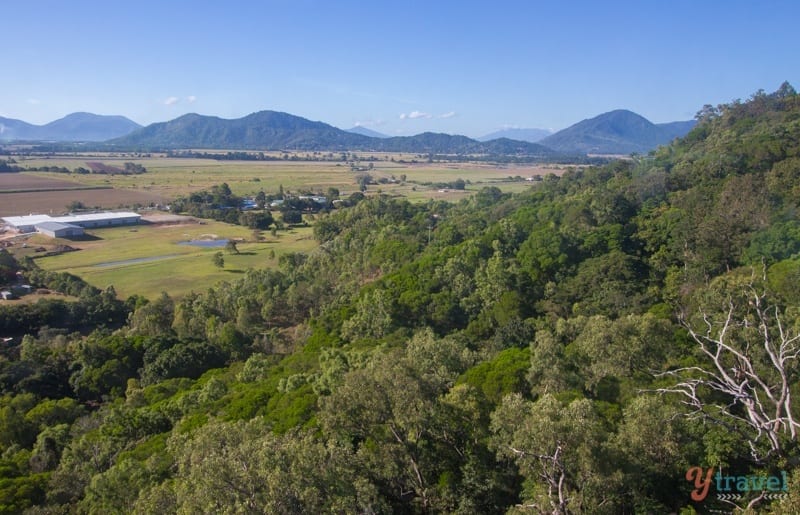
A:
15,153,564,202
32,221,317,299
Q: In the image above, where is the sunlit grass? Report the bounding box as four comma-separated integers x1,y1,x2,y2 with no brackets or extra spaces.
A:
34,222,317,299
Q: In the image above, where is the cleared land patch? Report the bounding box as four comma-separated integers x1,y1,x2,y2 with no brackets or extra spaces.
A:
0,172,167,216
33,221,317,299
0,189,167,216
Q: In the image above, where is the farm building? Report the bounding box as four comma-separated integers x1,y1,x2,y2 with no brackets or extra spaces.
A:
35,221,85,238
0,214,52,233
1,211,141,237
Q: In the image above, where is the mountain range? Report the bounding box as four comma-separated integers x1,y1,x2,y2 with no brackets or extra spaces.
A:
0,109,696,155
0,112,142,142
107,111,557,156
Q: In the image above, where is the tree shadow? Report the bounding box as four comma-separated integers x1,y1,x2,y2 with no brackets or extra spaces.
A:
66,234,102,241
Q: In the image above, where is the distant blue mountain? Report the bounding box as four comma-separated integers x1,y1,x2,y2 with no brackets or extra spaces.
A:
346,126,389,138
0,117,36,141
540,110,696,154
0,112,141,142
477,128,552,143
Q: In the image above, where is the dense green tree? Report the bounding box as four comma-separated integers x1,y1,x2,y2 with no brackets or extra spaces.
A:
491,394,617,514
281,209,303,224
128,293,175,338
0,393,39,449
238,210,273,229
151,419,385,514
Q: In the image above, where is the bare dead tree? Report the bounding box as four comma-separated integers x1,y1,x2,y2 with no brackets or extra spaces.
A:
656,285,800,463
507,443,571,515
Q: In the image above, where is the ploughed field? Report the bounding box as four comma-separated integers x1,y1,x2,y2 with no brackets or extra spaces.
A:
0,172,166,216
0,173,92,191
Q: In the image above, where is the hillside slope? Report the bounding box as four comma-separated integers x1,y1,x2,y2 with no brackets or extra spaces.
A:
3,83,799,514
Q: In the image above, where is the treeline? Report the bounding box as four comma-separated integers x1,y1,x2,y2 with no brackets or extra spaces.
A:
0,159,21,173
1,84,800,513
27,162,147,175
166,150,383,162
163,149,596,166
0,265,128,337
169,183,353,228
0,161,147,175
169,183,273,227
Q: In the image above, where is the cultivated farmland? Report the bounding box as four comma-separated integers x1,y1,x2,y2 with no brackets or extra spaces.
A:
0,189,167,216
0,173,92,192
11,153,566,205
0,172,167,216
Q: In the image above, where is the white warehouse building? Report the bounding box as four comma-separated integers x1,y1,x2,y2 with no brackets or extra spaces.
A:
2,211,141,236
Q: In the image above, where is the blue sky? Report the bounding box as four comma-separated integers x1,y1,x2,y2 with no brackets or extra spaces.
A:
3,0,798,137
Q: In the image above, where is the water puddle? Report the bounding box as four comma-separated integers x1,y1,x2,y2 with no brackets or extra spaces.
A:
177,239,229,248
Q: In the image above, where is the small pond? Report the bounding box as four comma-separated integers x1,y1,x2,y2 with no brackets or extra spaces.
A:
177,239,229,248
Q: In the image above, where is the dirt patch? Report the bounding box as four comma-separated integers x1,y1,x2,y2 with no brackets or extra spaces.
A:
140,213,197,224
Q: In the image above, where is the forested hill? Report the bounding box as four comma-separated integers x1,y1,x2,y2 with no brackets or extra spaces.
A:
3,83,800,513
540,108,696,154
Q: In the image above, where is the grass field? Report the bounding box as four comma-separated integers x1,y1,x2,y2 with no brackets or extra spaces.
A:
32,220,317,299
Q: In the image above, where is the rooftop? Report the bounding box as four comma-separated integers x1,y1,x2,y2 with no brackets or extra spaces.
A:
2,211,141,227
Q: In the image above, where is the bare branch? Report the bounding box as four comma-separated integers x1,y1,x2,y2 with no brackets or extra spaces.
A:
659,289,799,462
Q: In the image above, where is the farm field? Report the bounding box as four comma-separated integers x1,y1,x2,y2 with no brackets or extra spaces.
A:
11,153,566,204
31,220,317,299
0,172,99,192
0,188,167,216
